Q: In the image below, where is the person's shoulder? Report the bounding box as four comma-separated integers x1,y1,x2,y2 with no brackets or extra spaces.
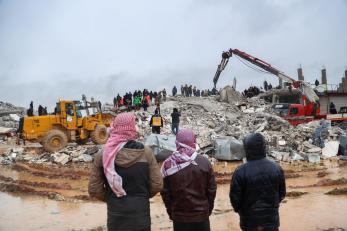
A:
196,154,212,166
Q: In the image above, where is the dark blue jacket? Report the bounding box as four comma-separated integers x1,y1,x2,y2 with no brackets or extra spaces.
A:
229,133,286,230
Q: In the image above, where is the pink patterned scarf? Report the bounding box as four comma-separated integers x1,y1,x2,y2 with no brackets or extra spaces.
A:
103,113,137,197
161,129,198,177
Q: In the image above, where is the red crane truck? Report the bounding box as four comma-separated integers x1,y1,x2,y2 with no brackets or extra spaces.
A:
213,48,347,126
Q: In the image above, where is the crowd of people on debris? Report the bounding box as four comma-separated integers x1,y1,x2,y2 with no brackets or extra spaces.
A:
172,84,218,97
113,89,167,112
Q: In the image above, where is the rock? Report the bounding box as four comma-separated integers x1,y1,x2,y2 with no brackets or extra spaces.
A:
208,121,216,129
83,146,99,156
322,141,339,158
53,153,70,165
214,126,224,133
307,147,322,153
308,153,320,163
82,154,93,162
12,147,24,155
278,140,286,146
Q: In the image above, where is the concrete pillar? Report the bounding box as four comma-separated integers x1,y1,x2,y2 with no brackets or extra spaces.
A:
279,78,283,88
321,68,327,85
297,67,304,81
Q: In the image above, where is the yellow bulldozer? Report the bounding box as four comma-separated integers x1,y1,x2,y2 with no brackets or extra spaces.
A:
18,99,114,152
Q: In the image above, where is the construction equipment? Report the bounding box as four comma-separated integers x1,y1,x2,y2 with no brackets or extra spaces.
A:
213,48,347,125
18,98,114,152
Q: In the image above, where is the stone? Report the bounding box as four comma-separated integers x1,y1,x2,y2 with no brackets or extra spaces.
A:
322,141,339,158
208,121,216,129
53,153,70,165
12,147,24,155
278,140,286,146
307,147,322,153
83,146,100,156
82,154,93,162
308,153,320,163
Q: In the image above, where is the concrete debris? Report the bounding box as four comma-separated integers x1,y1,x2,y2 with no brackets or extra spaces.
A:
0,143,101,165
0,87,345,166
322,141,339,158
0,101,25,128
53,153,70,165
308,154,321,163
217,85,244,105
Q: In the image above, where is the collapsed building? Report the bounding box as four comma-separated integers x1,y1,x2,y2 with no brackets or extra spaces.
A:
0,81,347,166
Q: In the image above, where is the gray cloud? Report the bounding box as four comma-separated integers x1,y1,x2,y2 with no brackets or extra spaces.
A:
0,0,346,108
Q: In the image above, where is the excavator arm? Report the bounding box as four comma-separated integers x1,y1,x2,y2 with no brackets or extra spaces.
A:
213,48,319,103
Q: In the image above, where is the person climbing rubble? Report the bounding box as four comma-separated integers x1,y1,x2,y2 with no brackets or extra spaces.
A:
149,108,163,134
229,133,286,231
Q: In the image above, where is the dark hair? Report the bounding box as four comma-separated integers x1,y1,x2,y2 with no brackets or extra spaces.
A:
173,108,178,112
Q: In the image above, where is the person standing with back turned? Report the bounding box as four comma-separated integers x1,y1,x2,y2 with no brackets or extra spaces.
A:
161,129,216,231
88,113,163,231
171,108,181,135
229,133,286,231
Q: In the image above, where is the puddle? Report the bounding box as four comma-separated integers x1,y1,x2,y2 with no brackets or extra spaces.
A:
0,160,347,230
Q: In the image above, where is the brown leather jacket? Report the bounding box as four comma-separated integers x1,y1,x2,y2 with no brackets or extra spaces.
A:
161,155,217,223
88,144,163,201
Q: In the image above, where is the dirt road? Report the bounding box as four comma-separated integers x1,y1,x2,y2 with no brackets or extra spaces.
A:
0,160,347,231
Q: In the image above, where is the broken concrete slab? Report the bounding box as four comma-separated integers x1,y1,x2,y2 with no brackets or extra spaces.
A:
322,141,340,158
53,153,70,165
308,153,321,163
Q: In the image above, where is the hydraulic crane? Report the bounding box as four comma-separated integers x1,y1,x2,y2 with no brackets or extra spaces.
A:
213,48,320,103
213,48,327,125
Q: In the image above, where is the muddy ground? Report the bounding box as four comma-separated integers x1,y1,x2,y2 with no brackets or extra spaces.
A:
1,156,347,231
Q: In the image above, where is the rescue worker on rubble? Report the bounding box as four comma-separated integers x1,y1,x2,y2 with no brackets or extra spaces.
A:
27,101,34,116
161,129,217,231
163,89,167,101
229,133,286,231
88,113,163,231
171,108,181,135
142,95,149,112
172,86,177,96
149,109,163,134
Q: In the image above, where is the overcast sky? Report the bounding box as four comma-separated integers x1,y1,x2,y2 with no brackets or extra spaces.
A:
0,0,346,109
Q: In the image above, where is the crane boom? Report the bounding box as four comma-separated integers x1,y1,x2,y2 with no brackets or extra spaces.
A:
213,48,319,103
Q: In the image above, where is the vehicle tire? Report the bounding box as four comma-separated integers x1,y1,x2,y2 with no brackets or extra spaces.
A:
91,125,108,144
42,129,68,152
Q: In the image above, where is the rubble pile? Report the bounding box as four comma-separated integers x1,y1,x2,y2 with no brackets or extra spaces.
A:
0,144,100,165
133,94,345,163
0,86,346,166
0,101,25,128
217,85,245,105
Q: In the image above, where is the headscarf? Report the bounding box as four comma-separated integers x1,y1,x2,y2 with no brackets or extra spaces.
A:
103,113,137,197
161,129,198,177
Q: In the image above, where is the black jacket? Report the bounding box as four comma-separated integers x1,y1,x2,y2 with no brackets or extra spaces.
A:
171,111,181,124
161,155,217,223
229,133,286,230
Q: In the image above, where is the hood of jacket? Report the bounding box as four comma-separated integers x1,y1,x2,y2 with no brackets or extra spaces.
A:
243,133,266,161
115,141,147,168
